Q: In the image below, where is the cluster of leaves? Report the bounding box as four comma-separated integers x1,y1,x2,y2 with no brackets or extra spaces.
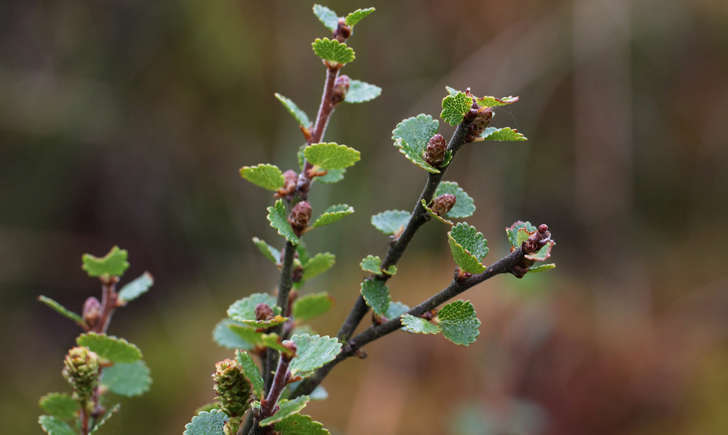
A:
188,5,380,434
38,247,153,434
190,4,557,434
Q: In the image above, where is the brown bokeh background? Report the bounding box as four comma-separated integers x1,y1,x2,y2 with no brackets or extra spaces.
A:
2,1,728,434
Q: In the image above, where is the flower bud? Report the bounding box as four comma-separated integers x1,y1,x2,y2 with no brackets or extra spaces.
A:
82,297,102,330
255,303,274,321
423,134,447,166
431,194,456,217
62,346,99,401
288,201,312,236
291,265,304,283
213,359,251,417
331,75,351,105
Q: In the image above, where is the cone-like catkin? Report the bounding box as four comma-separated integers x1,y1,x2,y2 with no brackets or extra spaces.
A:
212,359,251,417
62,346,99,401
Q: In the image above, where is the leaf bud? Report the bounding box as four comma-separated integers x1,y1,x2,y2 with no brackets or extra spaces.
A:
464,107,494,142
288,201,312,236
423,133,447,166
213,359,251,417
431,194,456,217
62,346,99,401
334,18,352,41
82,297,102,330
331,74,351,105
276,170,298,198
281,340,298,361
255,303,274,321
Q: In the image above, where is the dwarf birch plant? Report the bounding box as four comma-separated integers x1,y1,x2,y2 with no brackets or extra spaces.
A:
38,246,154,434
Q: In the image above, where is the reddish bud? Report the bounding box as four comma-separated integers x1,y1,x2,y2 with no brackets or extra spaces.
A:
334,18,352,41
255,303,274,321
281,340,298,360
276,170,298,198
424,133,447,166
431,193,456,216
332,74,351,105
291,265,304,283
288,201,312,236
465,107,494,142
82,297,102,329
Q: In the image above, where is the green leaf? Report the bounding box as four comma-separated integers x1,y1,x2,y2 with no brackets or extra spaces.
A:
293,292,332,321
359,255,381,274
274,413,330,434
476,95,519,108
213,319,253,350
479,127,527,142
118,272,153,303
101,360,151,397
312,38,355,65
345,7,375,27
260,333,292,355
259,396,310,427
312,204,354,228
289,333,342,376
441,91,472,126
37,296,85,328
447,222,488,274
438,300,481,346
445,86,460,96
227,293,282,325
38,415,76,435
505,221,537,249
82,246,129,278
194,402,220,415
312,4,338,33
371,210,410,236
236,350,264,399
296,243,311,266
316,168,345,183
39,393,79,420
240,163,285,191
275,93,311,128
302,253,335,280
401,314,441,335
525,240,556,262
386,301,410,320
529,263,556,272
184,409,228,435
89,403,120,434
77,333,142,363
421,199,454,225
345,80,381,103
392,114,441,173
360,255,396,275
252,237,281,265
304,142,360,170
267,199,300,244
360,278,390,317
435,181,476,219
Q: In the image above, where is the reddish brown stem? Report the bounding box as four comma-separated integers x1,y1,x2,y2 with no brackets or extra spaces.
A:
96,278,118,333
296,66,341,200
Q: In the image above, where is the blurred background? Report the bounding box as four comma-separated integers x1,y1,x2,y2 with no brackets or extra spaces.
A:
2,0,727,433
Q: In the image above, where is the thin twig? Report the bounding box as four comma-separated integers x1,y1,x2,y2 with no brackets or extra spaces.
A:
336,122,471,342
291,248,525,397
